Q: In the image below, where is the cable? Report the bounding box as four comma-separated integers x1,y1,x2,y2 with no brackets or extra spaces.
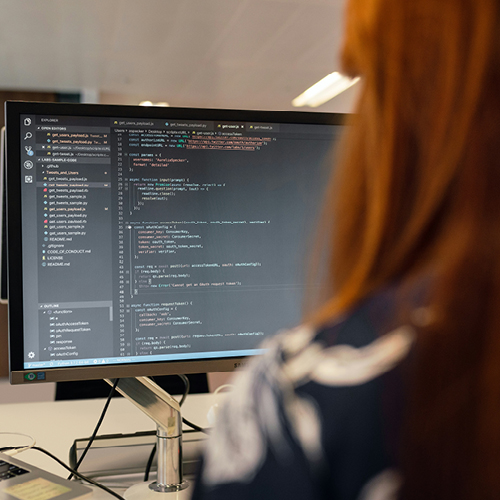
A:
182,416,210,434
213,383,234,395
68,378,119,480
174,375,210,433
177,374,190,407
0,432,36,456
144,445,156,482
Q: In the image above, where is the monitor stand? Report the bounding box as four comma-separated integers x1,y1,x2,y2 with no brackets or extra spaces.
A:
104,377,191,500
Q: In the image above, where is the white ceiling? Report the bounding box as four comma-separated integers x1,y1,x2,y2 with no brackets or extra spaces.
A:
0,0,358,112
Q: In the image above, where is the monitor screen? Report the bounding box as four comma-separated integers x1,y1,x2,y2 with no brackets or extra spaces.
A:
6,102,347,384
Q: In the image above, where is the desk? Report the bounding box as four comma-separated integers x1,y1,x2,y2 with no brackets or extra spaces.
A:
0,393,222,498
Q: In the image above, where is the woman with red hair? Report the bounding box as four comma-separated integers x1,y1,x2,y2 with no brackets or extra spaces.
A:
193,1,500,498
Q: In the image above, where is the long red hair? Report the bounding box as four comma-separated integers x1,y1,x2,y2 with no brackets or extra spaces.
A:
307,0,500,497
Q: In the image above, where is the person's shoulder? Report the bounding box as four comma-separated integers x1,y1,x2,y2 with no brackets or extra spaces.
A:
194,286,417,499
271,325,414,389
270,285,415,388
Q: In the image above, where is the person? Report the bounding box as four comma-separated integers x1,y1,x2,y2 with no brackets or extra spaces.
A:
191,0,500,498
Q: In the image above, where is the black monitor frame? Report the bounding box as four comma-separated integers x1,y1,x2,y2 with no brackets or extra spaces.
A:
1,126,6,304
6,101,347,384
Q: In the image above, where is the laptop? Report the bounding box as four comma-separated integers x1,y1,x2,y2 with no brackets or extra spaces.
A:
0,452,92,500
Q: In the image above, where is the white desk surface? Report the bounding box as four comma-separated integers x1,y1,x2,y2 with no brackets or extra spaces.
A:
0,392,221,491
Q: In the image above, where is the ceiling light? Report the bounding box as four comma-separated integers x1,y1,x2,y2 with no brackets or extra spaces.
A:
292,72,360,108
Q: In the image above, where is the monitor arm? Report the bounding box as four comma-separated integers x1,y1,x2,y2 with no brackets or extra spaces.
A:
105,377,190,499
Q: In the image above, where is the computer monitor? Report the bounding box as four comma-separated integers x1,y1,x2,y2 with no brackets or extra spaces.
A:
5,102,347,385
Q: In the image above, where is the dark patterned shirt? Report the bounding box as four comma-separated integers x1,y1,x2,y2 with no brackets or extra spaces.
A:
191,292,414,500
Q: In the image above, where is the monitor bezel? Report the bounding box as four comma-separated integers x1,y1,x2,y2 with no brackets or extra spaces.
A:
1,126,7,304
6,101,347,384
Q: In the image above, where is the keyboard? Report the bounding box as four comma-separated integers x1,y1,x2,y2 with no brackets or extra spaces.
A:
0,459,29,481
